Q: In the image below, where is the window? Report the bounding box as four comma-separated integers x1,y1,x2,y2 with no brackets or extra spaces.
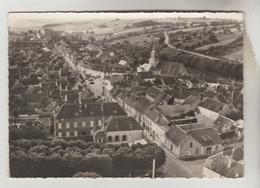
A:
82,121,86,128
74,122,77,128
81,131,86,136
66,122,70,129
190,142,193,148
74,131,78,137
90,121,94,128
122,135,127,141
142,122,146,129
98,120,102,127
58,132,62,138
107,136,112,142
115,135,120,142
170,144,173,151
58,123,62,129
66,132,70,137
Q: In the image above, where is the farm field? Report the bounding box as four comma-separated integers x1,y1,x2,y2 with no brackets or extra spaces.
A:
223,48,243,62
195,37,238,51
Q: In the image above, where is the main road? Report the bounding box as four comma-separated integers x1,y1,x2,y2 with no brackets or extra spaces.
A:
164,148,204,177
56,41,205,178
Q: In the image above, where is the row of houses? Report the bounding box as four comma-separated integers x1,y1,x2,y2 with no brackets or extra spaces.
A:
108,84,243,159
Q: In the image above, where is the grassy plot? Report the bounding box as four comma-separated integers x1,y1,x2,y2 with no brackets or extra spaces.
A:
223,48,243,62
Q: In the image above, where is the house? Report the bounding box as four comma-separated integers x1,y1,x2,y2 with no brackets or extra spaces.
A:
165,126,223,159
199,97,226,123
123,93,139,117
203,147,244,178
142,107,170,146
146,86,165,103
55,102,127,140
157,104,198,126
213,116,243,148
105,116,143,144
132,96,153,124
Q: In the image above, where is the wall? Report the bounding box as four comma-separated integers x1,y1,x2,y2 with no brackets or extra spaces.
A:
55,116,104,138
199,107,219,122
106,130,143,144
165,138,181,158
179,135,203,158
141,114,167,146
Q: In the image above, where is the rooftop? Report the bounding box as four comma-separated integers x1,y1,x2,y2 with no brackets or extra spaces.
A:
106,116,142,132
56,102,127,119
200,97,225,113
158,61,188,77
188,127,222,146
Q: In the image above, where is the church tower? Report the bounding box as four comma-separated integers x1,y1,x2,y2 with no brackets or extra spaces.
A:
149,38,159,68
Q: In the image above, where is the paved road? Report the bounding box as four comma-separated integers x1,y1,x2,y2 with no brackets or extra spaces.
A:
57,42,205,178
164,148,204,178
163,31,221,61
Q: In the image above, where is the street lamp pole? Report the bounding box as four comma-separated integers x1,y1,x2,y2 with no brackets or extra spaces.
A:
152,158,156,179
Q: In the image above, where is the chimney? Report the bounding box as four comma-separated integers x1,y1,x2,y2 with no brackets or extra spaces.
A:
64,94,68,102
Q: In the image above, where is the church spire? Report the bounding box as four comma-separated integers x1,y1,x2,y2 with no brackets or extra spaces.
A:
149,37,159,68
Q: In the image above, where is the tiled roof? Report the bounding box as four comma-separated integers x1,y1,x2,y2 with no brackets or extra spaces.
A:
124,93,139,107
223,147,244,162
56,102,127,119
106,116,142,132
137,71,154,80
158,62,188,76
188,127,222,146
133,96,153,113
205,147,244,178
213,93,228,104
161,75,178,86
182,95,200,105
213,116,234,133
144,107,169,129
146,86,165,101
166,126,187,145
200,98,225,113
158,104,194,119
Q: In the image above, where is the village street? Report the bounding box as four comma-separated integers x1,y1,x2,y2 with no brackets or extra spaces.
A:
56,43,206,178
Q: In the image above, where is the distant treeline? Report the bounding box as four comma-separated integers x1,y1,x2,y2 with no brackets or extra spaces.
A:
159,47,243,81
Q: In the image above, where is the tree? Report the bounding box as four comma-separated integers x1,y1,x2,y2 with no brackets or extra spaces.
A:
9,125,47,140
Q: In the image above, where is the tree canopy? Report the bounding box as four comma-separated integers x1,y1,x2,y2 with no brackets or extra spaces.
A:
9,139,166,178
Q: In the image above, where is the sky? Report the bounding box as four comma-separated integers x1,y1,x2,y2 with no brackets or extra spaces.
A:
8,12,243,28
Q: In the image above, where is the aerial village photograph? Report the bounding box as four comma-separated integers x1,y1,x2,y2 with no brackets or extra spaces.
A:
8,12,244,178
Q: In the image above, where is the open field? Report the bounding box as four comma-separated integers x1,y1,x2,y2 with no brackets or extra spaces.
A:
223,48,243,62
196,37,239,51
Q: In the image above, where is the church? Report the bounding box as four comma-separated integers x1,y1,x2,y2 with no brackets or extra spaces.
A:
138,37,189,77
